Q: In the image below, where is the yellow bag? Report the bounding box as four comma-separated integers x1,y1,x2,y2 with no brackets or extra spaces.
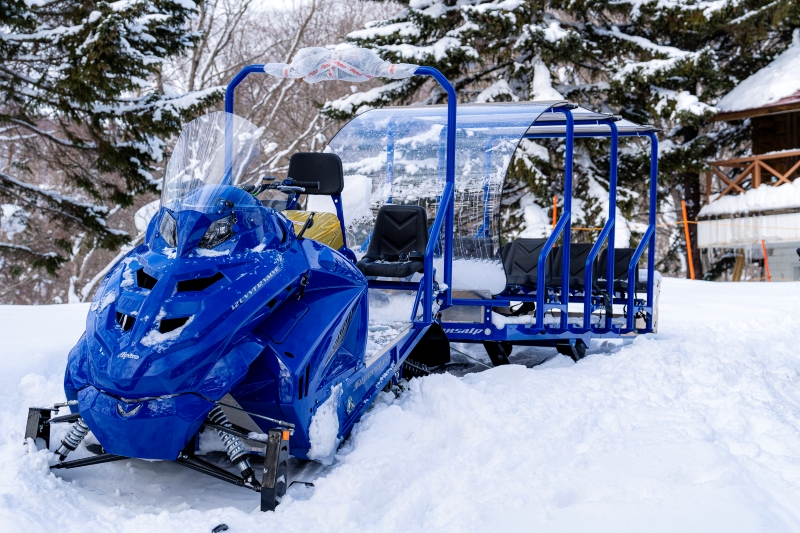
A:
283,211,344,250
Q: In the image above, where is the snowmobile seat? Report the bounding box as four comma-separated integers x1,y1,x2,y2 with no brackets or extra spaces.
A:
500,238,550,288
283,210,344,249
356,205,428,278
597,248,646,293
287,152,344,195
547,243,596,291
284,152,359,262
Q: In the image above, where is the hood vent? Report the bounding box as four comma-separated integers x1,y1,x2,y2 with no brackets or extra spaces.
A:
159,316,190,333
116,312,136,332
136,269,158,290
176,272,224,292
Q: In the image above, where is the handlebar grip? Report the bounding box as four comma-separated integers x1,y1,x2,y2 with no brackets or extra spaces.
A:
292,181,320,189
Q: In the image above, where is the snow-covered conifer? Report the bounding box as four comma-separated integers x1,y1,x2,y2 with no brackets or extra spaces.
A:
328,0,799,276
0,0,220,278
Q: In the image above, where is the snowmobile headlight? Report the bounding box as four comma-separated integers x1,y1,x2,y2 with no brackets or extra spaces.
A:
199,214,236,249
159,211,178,248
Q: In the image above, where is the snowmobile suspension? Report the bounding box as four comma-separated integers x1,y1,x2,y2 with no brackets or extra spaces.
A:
55,417,90,460
207,405,255,482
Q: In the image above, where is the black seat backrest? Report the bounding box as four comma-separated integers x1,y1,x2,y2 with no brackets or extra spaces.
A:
287,153,344,195
548,243,595,289
502,238,548,287
598,248,639,283
364,205,428,259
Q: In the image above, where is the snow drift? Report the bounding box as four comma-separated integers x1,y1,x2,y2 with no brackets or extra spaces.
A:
1,278,800,531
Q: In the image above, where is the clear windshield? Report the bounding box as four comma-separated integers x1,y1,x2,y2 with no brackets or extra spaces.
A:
161,112,260,212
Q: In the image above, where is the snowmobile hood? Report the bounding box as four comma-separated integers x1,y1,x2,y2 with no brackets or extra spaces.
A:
68,205,307,400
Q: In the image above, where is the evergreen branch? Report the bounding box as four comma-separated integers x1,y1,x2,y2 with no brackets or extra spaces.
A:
7,118,97,149
0,242,66,275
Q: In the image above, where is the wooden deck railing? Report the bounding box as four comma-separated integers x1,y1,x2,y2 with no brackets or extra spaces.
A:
706,148,800,202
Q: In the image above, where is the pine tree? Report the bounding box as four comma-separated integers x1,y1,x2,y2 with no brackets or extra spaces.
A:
327,0,799,277
0,0,221,277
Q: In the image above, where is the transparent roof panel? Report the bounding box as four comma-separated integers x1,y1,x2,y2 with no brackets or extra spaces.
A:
528,106,656,136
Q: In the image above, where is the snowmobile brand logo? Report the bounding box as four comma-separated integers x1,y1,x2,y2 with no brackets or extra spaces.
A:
444,328,484,335
116,403,142,417
231,266,281,311
354,362,383,390
117,352,140,360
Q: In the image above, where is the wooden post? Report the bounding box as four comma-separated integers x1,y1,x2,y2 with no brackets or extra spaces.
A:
681,200,695,280
732,252,744,282
552,195,557,230
705,170,711,203
754,159,761,188
761,239,771,282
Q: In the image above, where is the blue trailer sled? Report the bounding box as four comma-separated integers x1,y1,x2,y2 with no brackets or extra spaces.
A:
24,48,660,511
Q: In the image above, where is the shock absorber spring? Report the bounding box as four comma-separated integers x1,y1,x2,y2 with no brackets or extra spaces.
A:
55,418,90,460
207,405,255,482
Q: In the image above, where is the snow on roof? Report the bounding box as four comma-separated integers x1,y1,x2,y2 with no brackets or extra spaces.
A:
716,30,800,113
699,179,800,217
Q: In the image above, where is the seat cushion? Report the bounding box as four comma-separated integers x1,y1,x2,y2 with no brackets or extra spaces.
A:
502,238,548,288
283,210,343,249
597,248,640,293
356,257,424,278
357,204,428,278
547,243,595,290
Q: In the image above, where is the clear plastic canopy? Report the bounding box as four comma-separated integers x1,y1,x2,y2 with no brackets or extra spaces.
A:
326,102,563,294
161,112,260,212
264,47,418,84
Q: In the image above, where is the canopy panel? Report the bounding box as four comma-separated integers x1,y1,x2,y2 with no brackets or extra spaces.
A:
326,102,561,293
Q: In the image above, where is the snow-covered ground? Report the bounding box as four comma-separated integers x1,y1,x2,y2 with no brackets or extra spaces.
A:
2,278,800,531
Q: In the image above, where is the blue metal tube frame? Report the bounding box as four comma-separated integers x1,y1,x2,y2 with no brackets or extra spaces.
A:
422,182,454,323
224,65,265,175
414,66,456,308
582,121,618,330
530,107,574,334
621,132,658,332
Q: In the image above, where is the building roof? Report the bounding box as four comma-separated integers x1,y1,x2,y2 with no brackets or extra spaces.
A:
714,32,800,121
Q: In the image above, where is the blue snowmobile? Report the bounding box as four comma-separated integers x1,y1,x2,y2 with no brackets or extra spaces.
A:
24,47,660,511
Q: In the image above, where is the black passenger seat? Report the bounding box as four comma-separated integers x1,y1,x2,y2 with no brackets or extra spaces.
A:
597,248,646,293
548,243,596,291
500,238,549,288
356,205,428,278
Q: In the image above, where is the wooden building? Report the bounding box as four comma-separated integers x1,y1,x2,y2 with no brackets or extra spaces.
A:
699,40,800,281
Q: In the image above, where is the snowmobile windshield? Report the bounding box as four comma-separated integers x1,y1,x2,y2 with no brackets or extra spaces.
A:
161,112,260,212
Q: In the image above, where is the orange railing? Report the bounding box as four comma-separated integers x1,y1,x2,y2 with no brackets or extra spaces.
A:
706,148,800,202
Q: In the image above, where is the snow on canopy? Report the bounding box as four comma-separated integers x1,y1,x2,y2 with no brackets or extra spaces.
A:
717,29,800,113
263,47,418,83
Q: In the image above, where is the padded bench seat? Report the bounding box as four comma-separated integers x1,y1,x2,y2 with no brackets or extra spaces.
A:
499,239,643,294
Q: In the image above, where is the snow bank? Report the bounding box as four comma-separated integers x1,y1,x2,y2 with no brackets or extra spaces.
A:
434,258,508,294
307,384,342,465
699,178,800,216
2,279,800,530
717,29,800,112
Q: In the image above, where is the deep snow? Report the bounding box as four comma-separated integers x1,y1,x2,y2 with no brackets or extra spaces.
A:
1,278,800,531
